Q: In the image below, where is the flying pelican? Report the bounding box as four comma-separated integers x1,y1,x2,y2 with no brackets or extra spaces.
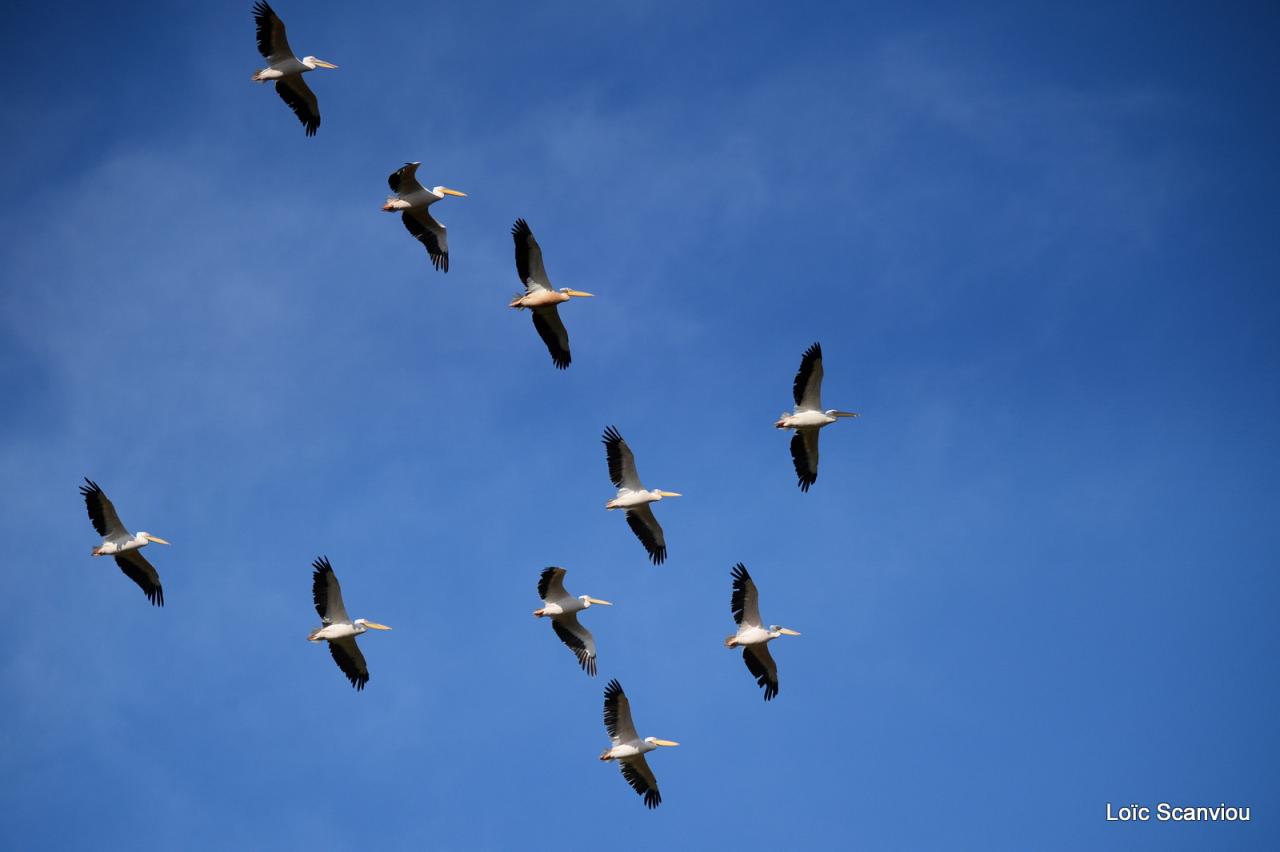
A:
250,2,337,137
775,342,859,491
725,563,800,701
602,426,681,565
80,478,169,607
600,679,678,809
382,162,466,272
308,557,391,690
533,567,611,675
510,219,594,369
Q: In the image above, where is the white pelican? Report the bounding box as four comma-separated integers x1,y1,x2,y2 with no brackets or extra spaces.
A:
600,679,678,809
510,219,594,369
725,563,800,701
80,478,169,607
602,426,681,565
533,567,611,676
775,342,859,491
382,162,466,272
308,557,391,691
250,2,337,137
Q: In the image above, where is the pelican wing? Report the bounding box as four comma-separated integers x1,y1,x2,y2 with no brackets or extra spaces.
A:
252,1,295,64
511,218,550,291
311,556,351,625
618,756,662,809
113,550,164,607
790,428,820,492
551,613,597,676
603,679,639,744
626,504,666,565
537,566,569,602
275,76,319,136
80,478,127,538
328,636,369,691
729,563,762,628
602,426,643,491
743,644,780,701
388,162,424,196
531,306,571,370
401,209,449,272
793,342,824,410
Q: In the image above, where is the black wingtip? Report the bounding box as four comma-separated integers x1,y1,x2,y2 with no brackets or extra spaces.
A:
644,789,662,809
312,555,332,574
602,425,623,445
604,678,623,699
731,562,748,581
511,217,531,238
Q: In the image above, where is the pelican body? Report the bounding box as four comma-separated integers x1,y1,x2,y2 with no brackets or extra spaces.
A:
533,567,611,676
308,557,392,690
80,478,169,606
250,2,336,136
382,162,466,272
600,679,678,809
602,426,681,564
725,563,799,701
774,342,858,491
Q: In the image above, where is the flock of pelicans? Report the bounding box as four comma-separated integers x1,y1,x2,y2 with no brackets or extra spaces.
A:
77,2,862,810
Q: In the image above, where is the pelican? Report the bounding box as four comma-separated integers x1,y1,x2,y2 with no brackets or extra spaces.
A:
602,426,681,565
382,162,466,272
308,557,391,690
80,478,169,607
510,219,594,369
725,563,800,701
599,679,678,809
533,567,611,675
250,2,337,137
775,342,858,491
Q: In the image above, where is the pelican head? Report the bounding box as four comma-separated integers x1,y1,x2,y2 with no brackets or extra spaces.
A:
354,618,392,632
644,737,680,747
560,289,594,298
139,532,171,545
826,410,860,419
579,595,613,608
770,625,801,637
302,56,338,70
432,185,467,199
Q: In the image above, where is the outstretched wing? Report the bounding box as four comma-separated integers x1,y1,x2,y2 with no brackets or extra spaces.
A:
388,162,423,195
80,478,127,538
551,613,597,676
537,566,569,602
252,1,295,64
602,426,642,490
114,550,164,607
603,678,639,744
619,756,662,809
730,563,762,627
401,208,449,272
275,76,320,136
793,342,823,410
743,644,780,701
328,636,369,691
512,218,550,291
531,306,571,370
626,504,666,565
790,428,820,492
311,556,351,625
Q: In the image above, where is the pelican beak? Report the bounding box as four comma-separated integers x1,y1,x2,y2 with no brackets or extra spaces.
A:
778,628,801,636
362,622,393,630
834,411,860,418
651,739,680,747
438,187,467,197
313,59,338,69
586,598,613,606
144,535,171,545
564,290,595,298
658,491,682,497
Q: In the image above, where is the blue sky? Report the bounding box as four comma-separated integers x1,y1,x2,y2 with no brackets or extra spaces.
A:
1,1,1278,848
